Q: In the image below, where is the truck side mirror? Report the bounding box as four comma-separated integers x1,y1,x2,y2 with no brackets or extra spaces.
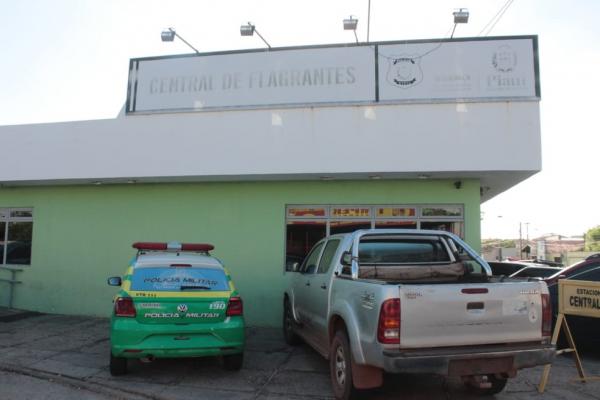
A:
107,276,122,286
291,262,300,272
341,251,352,266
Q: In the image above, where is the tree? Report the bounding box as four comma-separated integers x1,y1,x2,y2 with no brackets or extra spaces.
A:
584,225,600,251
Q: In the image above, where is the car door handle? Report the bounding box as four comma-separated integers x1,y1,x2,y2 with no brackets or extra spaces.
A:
320,284,327,290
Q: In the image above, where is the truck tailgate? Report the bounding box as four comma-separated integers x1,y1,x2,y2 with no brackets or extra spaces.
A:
399,282,544,349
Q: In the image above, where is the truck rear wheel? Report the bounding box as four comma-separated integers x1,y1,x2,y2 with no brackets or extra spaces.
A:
330,330,358,400
465,374,508,396
283,298,301,345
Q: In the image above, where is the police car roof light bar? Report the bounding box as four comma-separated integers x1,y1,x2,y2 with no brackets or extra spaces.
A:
132,242,214,252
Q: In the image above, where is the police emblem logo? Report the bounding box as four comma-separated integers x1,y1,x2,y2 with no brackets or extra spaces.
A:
387,55,423,89
177,304,188,313
492,45,517,72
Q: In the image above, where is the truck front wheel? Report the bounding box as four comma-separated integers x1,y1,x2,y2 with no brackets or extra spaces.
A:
330,330,358,400
283,298,301,345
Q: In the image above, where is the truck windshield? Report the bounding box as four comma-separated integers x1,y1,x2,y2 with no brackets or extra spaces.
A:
130,267,229,291
359,239,450,264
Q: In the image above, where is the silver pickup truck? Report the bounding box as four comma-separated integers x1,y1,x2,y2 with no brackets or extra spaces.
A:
283,229,555,399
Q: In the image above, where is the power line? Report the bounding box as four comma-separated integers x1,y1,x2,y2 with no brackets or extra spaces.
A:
377,22,456,62
478,0,515,36
484,0,516,36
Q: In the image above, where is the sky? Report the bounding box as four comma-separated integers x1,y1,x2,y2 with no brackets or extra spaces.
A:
0,0,599,239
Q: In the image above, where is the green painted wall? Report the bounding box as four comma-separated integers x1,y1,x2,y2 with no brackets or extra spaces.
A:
0,179,481,326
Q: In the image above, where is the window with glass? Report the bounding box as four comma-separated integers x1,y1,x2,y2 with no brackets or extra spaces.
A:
1,208,34,265
285,204,463,271
318,240,341,274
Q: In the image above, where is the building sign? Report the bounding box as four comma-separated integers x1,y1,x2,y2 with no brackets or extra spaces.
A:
127,46,375,113
331,207,371,218
127,36,539,114
378,38,537,102
559,280,600,318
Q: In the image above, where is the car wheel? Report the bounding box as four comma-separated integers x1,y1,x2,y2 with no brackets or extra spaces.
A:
223,353,244,371
109,352,128,376
283,298,301,345
465,374,508,396
330,330,358,400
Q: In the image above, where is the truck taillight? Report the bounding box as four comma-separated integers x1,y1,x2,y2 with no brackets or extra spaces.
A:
114,297,136,317
226,296,243,316
541,293,552,338
378,298,400,344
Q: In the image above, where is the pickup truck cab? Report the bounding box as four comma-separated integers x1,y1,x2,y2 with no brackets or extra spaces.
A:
283,230,555,399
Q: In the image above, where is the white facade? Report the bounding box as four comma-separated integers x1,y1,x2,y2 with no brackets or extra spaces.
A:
0,100,540,201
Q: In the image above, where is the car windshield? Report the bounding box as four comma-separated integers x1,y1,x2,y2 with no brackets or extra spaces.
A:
130,267,229,291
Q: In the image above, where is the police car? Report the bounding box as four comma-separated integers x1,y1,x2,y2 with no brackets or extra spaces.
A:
107,242,245,375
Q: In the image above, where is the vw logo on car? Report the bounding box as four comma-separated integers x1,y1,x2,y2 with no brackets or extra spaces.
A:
177,304,188,313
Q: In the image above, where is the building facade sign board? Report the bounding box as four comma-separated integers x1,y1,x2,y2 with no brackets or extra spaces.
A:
378,38,537,102
126,36,539,114
128,46,376,113
559,279,600,318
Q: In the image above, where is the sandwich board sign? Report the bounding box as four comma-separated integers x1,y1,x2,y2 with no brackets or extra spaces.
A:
538,279,600,392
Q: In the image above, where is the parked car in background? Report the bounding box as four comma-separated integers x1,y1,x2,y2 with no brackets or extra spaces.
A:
516,259,564,268
488,261,550,277
107,242,245,375
544,254,600,350
509,265,563,279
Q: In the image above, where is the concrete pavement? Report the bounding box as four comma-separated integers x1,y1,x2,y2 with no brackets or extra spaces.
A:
1,312,600,399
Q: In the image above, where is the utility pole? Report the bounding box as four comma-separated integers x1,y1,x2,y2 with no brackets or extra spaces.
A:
367,0,371,43
519,222,523,259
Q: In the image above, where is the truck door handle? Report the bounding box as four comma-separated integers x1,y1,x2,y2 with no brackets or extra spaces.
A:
320,284,327,289
305,282,311,286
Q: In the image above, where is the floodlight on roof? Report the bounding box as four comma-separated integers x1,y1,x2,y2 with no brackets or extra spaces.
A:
343,16,358,30
343,16,359,43
161,29,175,42
240,23,255,36
450,9,469,38
159,27,200,54
453,8,469,24
240,22,271,48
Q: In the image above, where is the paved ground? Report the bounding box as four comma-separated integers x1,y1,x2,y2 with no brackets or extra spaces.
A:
1,312,599,400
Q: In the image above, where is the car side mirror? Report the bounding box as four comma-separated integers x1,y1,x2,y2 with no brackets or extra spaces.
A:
107,276,122,286
341,251,352,266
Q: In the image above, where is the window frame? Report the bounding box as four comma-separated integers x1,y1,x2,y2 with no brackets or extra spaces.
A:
0,207,34,266
285,204,465,272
